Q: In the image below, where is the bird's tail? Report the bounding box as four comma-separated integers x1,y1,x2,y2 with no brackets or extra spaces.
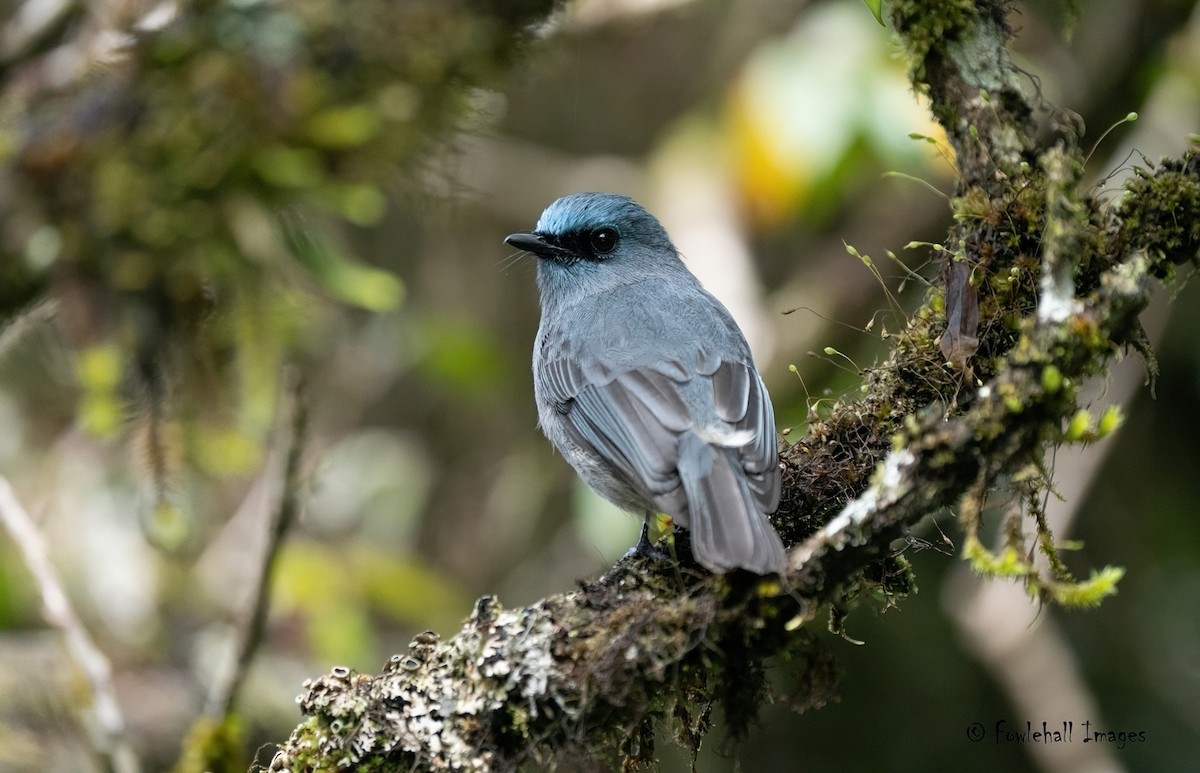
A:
676,432,786,575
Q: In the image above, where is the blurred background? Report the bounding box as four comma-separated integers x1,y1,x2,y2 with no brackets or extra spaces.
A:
0,0,1198,770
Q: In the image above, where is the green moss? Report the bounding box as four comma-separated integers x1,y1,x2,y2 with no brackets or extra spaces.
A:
964,535,1029,578
1040,364,1063,394
1116,144,1200,275
890,0,979,81
1047,566,1125,607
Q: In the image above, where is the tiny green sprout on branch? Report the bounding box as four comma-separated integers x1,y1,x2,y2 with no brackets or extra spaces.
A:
862,0,885,26
820,346,863,374
789,363,833,424
883,170,950,200
845,241,907,319
1086,112,1139,167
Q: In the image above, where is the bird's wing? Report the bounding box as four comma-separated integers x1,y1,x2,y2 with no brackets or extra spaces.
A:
541,358,690,496
540,355,779,510
709,359,781,513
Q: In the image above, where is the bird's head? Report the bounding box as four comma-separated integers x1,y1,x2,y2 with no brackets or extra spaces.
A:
505,193,681,280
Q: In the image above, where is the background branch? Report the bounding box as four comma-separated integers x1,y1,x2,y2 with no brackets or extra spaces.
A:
206,373,309,721
171,372,311,771
0,476,141,773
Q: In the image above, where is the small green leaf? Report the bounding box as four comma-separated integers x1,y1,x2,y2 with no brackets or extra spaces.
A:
862,0,884,25
145,500,192,552
340,184,387,226
311,183,387,226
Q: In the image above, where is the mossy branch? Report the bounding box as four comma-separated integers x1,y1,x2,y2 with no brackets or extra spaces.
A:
270,0,1199,770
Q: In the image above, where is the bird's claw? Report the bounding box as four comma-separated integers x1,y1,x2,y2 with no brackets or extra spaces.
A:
624,522,672,564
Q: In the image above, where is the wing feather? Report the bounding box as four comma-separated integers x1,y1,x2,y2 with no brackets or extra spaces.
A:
571,382,680,491
540,357,779,511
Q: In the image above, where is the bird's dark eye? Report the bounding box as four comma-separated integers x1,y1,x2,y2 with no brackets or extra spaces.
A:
589,227,619,255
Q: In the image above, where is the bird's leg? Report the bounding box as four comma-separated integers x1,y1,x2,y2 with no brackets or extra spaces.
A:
625,521,672,563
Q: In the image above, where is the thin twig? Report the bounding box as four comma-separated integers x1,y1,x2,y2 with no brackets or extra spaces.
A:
0,298,57,361
0,0,79,69
0,475,141,773
205,370,309,719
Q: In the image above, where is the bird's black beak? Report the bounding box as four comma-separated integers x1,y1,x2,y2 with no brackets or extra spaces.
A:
504,231,557,259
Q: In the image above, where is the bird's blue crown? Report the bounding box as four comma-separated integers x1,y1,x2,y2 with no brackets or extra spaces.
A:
536,193,668,247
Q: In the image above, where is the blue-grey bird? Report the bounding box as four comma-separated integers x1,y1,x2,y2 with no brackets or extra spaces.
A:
505,193,787,575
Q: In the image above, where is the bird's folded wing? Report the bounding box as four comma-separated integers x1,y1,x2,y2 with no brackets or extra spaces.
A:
541,357,780,510
710,360,780,511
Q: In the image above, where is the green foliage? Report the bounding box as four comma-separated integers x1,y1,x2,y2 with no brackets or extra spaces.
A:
1048,566,1124,607
1115,143,1200,275
171,715,245,773
421,319,509,395
0,0,556,534
889,0,978,80
964,533,1124,609
776,16,1196,617
275,541,473,667
861,0,885,26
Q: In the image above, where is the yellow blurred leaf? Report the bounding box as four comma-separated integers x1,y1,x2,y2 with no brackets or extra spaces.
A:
146,501,192,552
421,318,509,398
310,603,376,669
274,542,465,668
276,542,346,610
335,184,387,227
189,425,263,476
79,393,123,437
305,105,381,149
357,547,472,633
77,344,122,391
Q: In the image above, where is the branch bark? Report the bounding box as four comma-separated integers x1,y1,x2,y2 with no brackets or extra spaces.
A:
0,477,141,773
272,1,1200,769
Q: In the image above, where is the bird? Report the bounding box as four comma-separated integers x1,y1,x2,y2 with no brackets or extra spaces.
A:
505,192,787,575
